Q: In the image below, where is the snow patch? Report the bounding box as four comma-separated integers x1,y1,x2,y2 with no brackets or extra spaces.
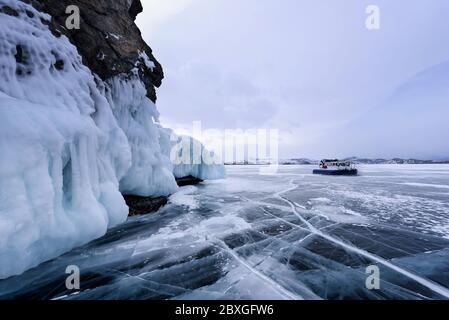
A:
106,33,122,40
400,182,449,190
137,51,155,71
169,186,199,210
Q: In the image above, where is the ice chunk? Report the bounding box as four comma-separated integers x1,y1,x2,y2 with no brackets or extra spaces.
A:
168,134,226,180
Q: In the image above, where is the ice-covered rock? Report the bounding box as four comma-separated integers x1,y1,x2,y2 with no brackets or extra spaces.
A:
102,74,178,197
168,134,226,181
28,0,163,102
0,0,225,279
0,0,132,278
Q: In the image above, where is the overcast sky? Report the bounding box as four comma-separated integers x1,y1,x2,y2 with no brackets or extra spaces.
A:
137,0,449,159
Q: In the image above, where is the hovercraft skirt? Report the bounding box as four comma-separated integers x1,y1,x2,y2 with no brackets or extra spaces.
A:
313,169,358,176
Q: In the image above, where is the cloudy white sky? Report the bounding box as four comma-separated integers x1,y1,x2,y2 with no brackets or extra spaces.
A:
137,0,449,159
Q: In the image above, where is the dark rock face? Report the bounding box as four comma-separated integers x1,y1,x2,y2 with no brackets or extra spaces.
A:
176,176,204,187
0,5,19,16
29,0,163,102
124,195,168,216
124,176,204,216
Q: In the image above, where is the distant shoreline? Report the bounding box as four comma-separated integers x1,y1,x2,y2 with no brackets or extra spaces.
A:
225,158,449,166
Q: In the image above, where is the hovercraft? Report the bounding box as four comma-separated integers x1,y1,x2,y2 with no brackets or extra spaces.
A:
313,159,358,176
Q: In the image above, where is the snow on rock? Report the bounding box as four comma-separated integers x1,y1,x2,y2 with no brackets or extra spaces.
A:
137,51,155,71
30,0,163,103
0,0,133,279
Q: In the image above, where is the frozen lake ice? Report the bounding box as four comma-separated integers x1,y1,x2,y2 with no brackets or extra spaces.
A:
1,165,449,300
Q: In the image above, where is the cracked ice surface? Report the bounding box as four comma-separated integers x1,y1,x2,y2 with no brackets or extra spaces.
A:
1,165,449,300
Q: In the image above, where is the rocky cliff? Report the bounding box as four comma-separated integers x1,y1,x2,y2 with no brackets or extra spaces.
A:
29,0,163,102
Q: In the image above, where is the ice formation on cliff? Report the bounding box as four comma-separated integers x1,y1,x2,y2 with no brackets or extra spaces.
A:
0,0,136,278
0,0,225,279
102,75,178,196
